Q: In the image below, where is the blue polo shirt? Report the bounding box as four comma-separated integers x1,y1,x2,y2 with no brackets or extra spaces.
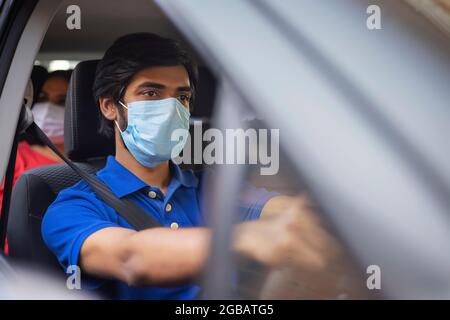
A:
42,156,278,300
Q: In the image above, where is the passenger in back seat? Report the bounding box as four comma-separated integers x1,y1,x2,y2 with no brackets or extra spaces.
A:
41,33,340,299
0,70,72,254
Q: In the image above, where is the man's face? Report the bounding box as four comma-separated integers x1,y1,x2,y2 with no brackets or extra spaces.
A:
116,65,191,128
99,64,192,139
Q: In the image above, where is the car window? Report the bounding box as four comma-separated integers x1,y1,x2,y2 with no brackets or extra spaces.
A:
198,113,379,299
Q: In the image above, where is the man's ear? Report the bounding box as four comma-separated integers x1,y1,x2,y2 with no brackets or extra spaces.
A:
99,97,118,121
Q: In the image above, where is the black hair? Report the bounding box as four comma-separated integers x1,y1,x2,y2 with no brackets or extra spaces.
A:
93,33,198,138
46,69,73,83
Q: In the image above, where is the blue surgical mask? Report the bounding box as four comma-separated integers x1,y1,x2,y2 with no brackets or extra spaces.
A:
115,98,190,168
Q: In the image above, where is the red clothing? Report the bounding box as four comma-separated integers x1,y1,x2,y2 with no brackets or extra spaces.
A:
1,142,58,254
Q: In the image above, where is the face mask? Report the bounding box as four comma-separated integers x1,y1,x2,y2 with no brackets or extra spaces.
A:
32,101,65,144
115,98,190,168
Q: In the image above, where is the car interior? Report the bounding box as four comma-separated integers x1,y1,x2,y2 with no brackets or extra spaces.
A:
4,0,215,290
1,0,449,300
4,0,302,299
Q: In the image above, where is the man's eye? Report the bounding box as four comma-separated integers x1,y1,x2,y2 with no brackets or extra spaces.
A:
179,95,189,101
143,90,157,97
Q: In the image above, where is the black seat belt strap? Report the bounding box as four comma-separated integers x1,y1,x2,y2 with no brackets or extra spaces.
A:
27,122,162,231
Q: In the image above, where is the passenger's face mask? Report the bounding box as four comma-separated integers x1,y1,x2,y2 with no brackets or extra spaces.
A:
115,98,190,168
32,101,65,145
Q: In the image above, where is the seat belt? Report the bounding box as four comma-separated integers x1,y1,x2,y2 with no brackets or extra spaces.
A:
26,122,162,231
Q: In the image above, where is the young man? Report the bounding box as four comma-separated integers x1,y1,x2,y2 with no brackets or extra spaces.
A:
42,33,339,299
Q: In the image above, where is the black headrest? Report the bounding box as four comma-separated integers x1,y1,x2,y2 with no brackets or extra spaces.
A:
64,60,115,161
30,65,48,104
193,67,216,119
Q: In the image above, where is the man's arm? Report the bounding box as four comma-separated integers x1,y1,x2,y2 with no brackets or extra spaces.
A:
80,213,308,287
79,195,338,288
80,227,211,287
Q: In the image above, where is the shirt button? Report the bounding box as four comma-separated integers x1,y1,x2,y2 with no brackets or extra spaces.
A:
148,191,157,199
170,222,179,230
165,203,172,212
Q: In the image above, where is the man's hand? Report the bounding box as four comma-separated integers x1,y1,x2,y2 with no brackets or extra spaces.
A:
233,195,340,270
233,194,371,299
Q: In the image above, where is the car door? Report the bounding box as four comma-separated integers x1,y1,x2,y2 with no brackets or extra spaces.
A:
0,0,63,253
0,0,63,186
0,0,37,181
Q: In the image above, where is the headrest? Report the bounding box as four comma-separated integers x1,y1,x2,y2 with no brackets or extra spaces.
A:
30,65,48,104
193,67,216,119
64,60,115,161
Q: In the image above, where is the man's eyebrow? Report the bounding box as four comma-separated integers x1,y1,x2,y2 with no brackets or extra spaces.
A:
135,82,192,93
176,86,192,93
136,82,166,90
